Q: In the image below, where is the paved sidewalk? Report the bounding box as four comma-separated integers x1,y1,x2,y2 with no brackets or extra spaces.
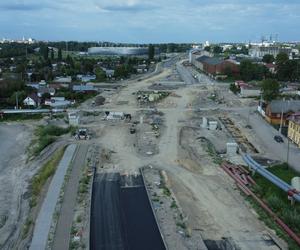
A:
30,144,77,250
52,144,88,250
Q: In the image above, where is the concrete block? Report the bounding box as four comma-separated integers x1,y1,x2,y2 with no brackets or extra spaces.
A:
68,112,80,126
209,121,218,130
202,117,208,128
227,142,238,155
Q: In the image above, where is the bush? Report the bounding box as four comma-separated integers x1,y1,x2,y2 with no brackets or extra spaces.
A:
229,83,240,94
30,148,65,206
282,208,300,232
32,125,74,156
266,194,286,213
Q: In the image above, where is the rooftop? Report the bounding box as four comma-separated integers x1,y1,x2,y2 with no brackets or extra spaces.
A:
269,100,300,113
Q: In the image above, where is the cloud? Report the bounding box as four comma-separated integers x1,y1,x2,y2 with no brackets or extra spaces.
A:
94,0,157,12
0,4,42,11
0,0,299,42
0,1,54,11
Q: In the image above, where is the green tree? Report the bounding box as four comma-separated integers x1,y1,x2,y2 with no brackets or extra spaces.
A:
58,48,62,61
204,46,211,52
41,45,49,60
262,54,275,64
240,60,267,81
276,52,289,66
213,46,223,54
240,60,255,81
148,44,155,60
51,49,54,60
95,68,106,81
229,83,240,94
260,79,280,102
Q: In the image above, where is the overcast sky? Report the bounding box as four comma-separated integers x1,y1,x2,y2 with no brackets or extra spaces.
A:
0,0,299,43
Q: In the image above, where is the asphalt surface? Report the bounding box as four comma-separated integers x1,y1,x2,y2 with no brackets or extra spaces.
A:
90,173,165,250
176,61,197,85
241,110,300,172
30,144,77,250
52,144,88,250
90,173,126,250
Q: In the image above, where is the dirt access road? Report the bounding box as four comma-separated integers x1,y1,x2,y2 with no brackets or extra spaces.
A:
90,57,285,249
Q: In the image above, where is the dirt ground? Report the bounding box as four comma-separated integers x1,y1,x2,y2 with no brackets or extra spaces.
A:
1,57,291,250
76,60,288,249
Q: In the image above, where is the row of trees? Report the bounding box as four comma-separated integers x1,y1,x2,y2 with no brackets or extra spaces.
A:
239,53,300,82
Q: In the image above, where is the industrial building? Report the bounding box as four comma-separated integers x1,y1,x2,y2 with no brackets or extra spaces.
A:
88,47,149,56
249,45,292,58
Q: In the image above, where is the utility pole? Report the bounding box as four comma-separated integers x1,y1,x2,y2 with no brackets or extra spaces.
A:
16,91,19,109
247,107,251,127
279,97,285,134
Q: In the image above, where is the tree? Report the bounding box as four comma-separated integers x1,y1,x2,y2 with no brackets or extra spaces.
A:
276,52,289,66
240,60,255,81
41,45,49,60
51,49,54,60
41,92,51,104
95,68,106,81
240,60,267,81
204,46,211,52
262,54,275,64
260,79,280,102
213,46,223,54
148,44,155,60
229,83,240,94
58,48,62,61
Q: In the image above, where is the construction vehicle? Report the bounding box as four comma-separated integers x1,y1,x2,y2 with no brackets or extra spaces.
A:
75,128,90,140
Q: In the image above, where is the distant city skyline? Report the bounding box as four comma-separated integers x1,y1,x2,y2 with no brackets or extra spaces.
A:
0,0,300,43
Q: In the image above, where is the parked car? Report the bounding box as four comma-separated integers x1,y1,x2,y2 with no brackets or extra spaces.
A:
274,135,284,143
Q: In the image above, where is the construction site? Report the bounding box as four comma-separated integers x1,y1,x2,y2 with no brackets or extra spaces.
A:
0,54,300,250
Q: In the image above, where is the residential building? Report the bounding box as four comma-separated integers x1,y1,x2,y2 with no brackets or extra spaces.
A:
37,87,55,97
53,76,72,84
23,93,39,107
265,63,276,74
72,84,96,92
77,74,96,82
44,97,72,108
263,100,300,125
288,113,300,147
240,86,261,97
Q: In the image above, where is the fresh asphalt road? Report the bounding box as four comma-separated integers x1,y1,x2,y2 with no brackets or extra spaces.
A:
90,173,127,250
90,173,166,250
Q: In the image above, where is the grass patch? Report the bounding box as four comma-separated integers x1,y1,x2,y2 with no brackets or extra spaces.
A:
162,187,171,196
170,200,178,209
176,222,186,229
22,217,33,239
250,163,300,248
30,147,65,207
205,140,222,165
30,125,75,156
77,171,92,204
